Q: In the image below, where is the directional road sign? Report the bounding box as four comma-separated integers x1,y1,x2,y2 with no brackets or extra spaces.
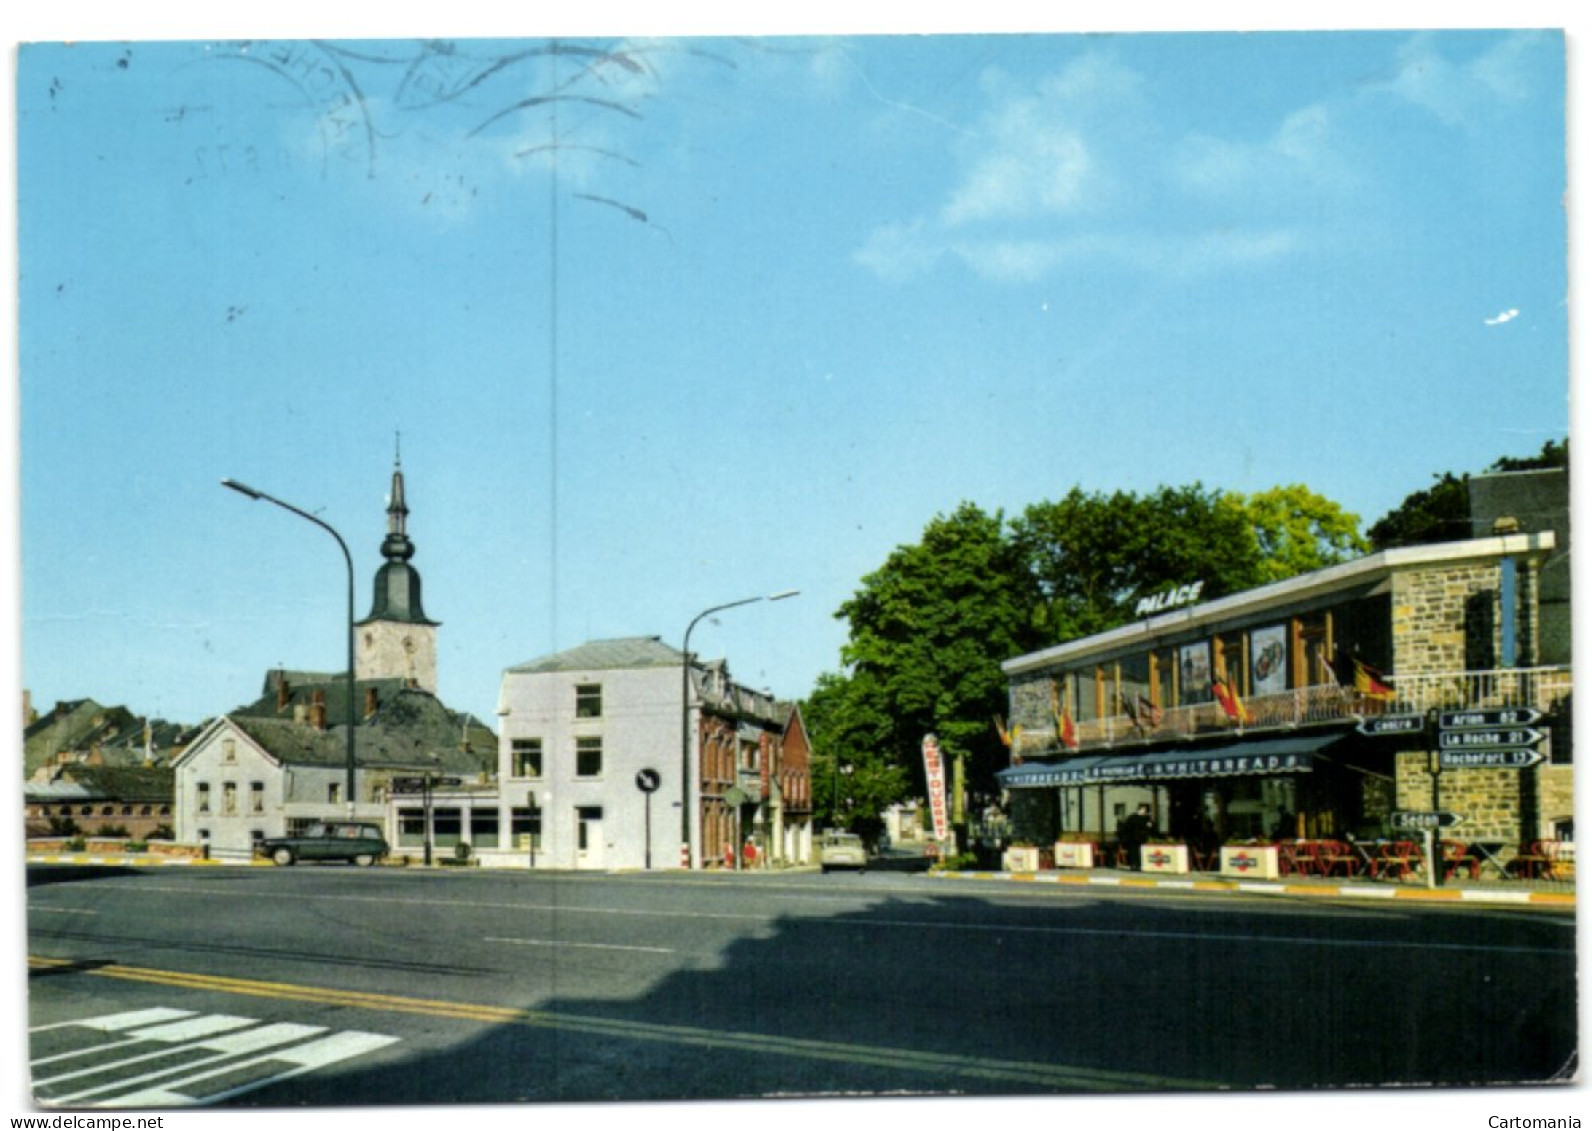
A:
389,775,463,793
1437,727,1544,751
1439,749,1547,771
1357,714,1425,737
1391,810,1463,831
1439,707,1542,729
635,768,662,794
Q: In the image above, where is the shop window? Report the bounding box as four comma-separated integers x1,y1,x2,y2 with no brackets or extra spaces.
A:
575,683,603,719
1118,654,1150,713
1250,625,1289,696
1177,641,1212,706
398,808,426,847
511,807,542,851
512,738,543,779
471,809,500,849
576,737,603,778
432,808,462,848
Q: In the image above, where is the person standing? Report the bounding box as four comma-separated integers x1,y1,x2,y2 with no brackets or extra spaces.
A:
1118,802,1154,870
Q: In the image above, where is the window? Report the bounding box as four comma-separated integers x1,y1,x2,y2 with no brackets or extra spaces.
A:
471,809,500,849
511,807,542,852
432,808,462,848
576,737,603,778
222,782,237,816
575,683,603,719
1178,642,1212,707
222,738,237,764
512,738,543,779
250,782,265,814
196,783,211,814
327,782,342,806
398,808,426,847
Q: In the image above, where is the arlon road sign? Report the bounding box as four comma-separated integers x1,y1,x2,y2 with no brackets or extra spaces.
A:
1391,810,1463,831
1439,749,1547,771
1357,714,1424,737
1439,707,1542,729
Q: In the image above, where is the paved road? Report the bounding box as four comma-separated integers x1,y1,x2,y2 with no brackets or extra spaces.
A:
22,864,1578,1106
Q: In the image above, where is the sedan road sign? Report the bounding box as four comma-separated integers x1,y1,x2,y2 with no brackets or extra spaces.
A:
1391,810,1463,831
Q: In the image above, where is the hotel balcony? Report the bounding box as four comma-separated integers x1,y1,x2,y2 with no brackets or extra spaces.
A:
1014,665,1572,758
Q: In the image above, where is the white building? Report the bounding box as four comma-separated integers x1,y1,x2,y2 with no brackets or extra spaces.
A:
495,637,813,871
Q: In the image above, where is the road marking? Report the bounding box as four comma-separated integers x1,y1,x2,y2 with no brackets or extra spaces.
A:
28,1001,395,1107
26,956,1211,1092
28,906,98,915
485,936,676,954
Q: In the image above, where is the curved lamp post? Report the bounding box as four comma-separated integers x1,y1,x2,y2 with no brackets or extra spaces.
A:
222,478,357,817
679,590,799,868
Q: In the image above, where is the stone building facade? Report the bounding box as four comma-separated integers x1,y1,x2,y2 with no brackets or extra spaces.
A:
999,532,1570,857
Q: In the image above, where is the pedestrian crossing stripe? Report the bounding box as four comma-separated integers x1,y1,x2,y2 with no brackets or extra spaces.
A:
30,1006,398,1107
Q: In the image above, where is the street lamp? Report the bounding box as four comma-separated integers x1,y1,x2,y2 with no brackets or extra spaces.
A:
679,589,799,868
222,478,357,817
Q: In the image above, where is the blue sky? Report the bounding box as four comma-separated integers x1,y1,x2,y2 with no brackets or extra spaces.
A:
11,18,1573,733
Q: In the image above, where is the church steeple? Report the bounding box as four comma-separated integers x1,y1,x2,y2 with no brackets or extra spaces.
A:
356,445,439,693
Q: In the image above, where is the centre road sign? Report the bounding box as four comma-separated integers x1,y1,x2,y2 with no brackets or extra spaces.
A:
1357,714,1424,737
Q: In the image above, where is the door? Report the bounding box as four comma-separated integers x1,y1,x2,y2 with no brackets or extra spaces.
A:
575,806,605,870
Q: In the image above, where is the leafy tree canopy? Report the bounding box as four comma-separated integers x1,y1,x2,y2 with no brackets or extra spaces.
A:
1367,440,1568,550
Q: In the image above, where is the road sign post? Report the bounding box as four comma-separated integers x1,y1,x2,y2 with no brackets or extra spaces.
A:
636,768,661,870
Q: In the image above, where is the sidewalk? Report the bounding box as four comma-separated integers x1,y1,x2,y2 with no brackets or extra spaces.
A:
926,864,1576,907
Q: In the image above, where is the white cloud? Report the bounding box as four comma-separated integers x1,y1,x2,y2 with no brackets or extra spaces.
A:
1485,308,1520,326
1381,31,1549,127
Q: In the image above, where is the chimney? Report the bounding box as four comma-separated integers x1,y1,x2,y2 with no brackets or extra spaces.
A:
277,674,292,712
310,690,327,731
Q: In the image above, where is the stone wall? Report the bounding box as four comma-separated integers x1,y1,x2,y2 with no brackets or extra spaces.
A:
1395,750,1571,843
1391,559,1539,676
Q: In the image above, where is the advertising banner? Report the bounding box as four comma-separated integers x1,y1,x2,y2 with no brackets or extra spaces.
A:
922,734,950,841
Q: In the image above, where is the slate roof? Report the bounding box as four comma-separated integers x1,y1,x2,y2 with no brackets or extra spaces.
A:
507,636,686,674
222,681,496,777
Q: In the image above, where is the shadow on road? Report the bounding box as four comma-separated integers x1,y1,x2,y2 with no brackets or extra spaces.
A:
244,880,1578,1106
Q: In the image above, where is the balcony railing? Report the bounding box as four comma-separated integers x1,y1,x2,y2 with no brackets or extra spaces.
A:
1019,666,1571,756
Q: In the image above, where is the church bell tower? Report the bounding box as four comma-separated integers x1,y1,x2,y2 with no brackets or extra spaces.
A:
355,451,440,693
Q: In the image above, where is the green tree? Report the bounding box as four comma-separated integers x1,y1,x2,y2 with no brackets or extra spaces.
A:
812,502,1039,808
1011,484,1266,642
1226,484,1368,584
1367,441,1567,550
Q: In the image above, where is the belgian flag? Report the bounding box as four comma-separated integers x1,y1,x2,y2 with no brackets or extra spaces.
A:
1354,659,1396,701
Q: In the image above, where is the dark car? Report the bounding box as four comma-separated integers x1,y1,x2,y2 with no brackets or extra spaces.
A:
259,821,388,867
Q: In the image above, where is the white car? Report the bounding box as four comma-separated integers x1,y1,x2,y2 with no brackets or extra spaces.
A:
818,831,867,873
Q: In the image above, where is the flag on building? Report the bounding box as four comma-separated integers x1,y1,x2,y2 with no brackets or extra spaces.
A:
1050,681,1079,750
1354,659,1396,701
1212,674,1250,724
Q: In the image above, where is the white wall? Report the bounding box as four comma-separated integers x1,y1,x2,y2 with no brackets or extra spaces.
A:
498,664,685,870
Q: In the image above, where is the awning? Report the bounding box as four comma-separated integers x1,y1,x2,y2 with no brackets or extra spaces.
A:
997,733,1342,789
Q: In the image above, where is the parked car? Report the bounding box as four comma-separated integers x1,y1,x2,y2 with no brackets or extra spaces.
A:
819,831,867,873
258,821,388,867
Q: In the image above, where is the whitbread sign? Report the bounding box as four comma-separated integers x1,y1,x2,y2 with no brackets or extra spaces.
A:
922,734,950,842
